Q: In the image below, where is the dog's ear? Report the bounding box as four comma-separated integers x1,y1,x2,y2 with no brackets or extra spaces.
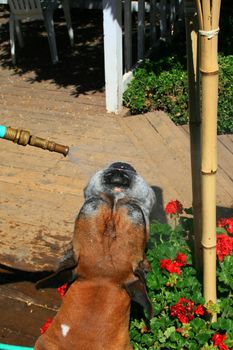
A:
36,268,77,289
36,246,78,289
124,260,153,319
124,278,153,319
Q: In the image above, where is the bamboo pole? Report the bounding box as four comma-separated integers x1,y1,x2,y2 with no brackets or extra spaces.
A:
195,0,221,321
184,0,202,271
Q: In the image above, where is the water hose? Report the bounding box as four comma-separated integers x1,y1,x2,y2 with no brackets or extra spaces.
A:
0,125,69,157
0,344,33,350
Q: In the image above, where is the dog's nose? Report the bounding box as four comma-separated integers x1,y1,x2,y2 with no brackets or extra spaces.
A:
103,169,131,187
108,162,136,174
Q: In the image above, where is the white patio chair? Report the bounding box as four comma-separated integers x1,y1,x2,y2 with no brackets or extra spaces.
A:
8,0,74,64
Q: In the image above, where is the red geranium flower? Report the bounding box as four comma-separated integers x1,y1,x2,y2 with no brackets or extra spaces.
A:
217,217,233,235
227,218,233,234
57,283,68,298
219,344,229,350
170,298,195,324
170,298,204,324
40,318,53,334
218,218,229,229
212,333,229,350
194,304,205,316
165,200,183,215
175,252,187,266
160,252,187,275
39,283,68,335
216,234,233,261
160,259,181,275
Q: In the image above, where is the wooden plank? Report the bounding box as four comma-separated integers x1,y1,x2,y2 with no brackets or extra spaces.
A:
217,137,233,181
228,135,233,143
0,190,79,228
0,179,81,204
121,115,193,205
146,111,191,165
218,134,233,155
0,75,105,96
0,93,104,115
0,164,84,194
0,108,119,132
0,218,71,271
0,78,105,100
0,284,60,346
177,124,190,136
0,294,51,346
145,113,233,203
215,169,233,205
176,125,233,200
0,283,60,313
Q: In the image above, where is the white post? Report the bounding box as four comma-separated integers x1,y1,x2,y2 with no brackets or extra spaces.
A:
124,0,132,72
103,0,123,113
138,0,145,60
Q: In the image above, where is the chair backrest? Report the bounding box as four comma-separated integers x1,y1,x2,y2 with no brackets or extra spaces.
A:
8,0,42,16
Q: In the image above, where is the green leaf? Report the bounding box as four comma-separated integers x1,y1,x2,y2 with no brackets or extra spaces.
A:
197,332,213,345
212,318,233,331
190,318,206,332
164,326,176,338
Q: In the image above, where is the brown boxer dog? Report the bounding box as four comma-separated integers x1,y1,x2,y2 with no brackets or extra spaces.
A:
35,162,155,349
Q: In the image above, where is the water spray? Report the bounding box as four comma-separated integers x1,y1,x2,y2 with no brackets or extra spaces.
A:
0,125,69,157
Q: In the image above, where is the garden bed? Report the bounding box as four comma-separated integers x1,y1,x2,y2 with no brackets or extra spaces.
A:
129,200,233,349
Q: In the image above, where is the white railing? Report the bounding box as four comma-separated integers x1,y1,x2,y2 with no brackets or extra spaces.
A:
71,0,184,112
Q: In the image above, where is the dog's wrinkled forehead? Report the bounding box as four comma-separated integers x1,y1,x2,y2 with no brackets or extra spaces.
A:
84,162,155,217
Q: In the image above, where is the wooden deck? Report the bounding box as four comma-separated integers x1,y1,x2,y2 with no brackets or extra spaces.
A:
1,84,233,272
0,6,232,346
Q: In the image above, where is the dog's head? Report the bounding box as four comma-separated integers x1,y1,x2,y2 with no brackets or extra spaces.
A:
84,162,155,223
37,162,154,318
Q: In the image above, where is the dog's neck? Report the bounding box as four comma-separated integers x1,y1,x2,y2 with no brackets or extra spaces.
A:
35,280,133,350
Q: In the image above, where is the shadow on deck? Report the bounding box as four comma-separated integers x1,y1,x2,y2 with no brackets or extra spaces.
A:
0,7,105,96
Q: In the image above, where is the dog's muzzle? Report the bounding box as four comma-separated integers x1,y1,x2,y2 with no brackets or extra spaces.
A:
102,162,136,188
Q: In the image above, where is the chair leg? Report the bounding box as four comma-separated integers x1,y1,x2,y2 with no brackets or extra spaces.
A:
43,10,59,64
15,19,24,48
9,14,16,64
61,0,74,47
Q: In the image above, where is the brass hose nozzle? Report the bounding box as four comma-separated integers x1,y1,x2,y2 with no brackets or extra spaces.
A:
2,126,69,157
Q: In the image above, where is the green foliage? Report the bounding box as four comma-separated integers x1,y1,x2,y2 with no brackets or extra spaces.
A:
129,211,233,349
218,55,233,134
123,57,188,125
217,255,233,292
123,54,233,135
